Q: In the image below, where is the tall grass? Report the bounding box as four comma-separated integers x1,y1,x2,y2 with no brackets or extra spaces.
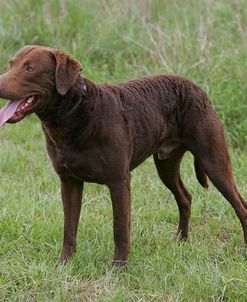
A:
0,0,247,301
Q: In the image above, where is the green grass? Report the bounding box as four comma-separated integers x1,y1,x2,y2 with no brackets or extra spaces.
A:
0,0,246,301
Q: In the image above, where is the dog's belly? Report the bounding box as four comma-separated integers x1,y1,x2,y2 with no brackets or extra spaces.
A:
129,115,170,169
130,146,154,170
130,138,181,170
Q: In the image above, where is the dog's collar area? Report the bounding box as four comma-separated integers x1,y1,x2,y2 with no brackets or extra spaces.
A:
57,77,87,122
81,77,87,97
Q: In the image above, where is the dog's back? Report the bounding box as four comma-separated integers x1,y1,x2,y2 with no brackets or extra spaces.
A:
94,75,214,167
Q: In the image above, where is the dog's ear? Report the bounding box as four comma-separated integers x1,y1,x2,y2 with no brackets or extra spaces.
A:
53,51,82,96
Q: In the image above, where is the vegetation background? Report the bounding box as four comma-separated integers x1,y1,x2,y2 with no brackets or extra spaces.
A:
0,0,246,301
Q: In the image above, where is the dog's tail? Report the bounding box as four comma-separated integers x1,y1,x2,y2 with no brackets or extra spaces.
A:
194,158,209,189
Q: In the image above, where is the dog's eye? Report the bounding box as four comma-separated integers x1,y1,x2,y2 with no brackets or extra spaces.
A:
25,65,34,72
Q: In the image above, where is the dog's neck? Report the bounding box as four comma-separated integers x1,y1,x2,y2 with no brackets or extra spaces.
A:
37,76,90,127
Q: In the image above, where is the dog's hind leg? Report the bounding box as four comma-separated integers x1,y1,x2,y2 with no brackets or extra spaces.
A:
153,147,192,240
185,118,247,244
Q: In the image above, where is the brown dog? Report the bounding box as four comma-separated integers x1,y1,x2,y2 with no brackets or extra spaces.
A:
0,45,246,265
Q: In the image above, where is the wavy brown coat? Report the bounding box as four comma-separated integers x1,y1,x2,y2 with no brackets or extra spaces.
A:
0,46,246,266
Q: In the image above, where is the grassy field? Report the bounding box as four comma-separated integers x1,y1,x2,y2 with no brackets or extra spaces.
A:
0,0,247,301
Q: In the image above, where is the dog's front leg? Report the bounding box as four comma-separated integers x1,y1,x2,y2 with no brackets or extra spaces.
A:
108,175,131,266
59,177,83,263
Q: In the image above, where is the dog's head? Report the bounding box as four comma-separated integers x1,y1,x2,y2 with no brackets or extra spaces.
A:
0,45,82,126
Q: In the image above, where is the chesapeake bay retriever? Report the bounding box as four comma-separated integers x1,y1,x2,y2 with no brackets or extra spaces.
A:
0,45,246,265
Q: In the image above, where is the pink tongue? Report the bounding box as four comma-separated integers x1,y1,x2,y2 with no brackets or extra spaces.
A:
0,100,23,127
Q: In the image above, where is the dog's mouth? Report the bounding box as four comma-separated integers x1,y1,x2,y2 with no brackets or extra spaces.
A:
0,95,41,127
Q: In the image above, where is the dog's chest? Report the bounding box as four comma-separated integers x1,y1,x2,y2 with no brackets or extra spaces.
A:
42,126,98,181
47,141,98,181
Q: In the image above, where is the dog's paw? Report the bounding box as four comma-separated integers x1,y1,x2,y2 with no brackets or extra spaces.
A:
111,259,128,267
